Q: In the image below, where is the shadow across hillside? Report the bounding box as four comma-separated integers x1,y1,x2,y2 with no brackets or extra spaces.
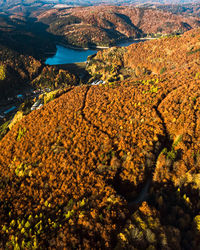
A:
0,15,65,60
148,181,200,249
56,63,92,83
115,12,143,36
115,178,200,249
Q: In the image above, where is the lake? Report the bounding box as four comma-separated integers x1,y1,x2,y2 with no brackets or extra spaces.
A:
45,40,144,65
45,45,97,65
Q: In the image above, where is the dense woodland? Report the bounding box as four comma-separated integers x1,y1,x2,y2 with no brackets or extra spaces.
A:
0,44,42,98
0,28,200,248
0,43,79,99
35,5,200,48
157,3,200,17
0,3,200,51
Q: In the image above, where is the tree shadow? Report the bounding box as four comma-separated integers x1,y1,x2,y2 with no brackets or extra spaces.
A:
116,179,200,249
146,181,200,249
115,13,143,36
0,14,64,60
54,63,91,84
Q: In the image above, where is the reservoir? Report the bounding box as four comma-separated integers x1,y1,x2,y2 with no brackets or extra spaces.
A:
45,45,97,65
45,39,145,65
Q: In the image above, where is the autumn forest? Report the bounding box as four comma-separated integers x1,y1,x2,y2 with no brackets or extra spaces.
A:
0,1,200,249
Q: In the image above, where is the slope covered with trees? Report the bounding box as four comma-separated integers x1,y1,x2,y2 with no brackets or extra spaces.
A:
87,28,200,80
0,28,200,249
157,3,200,17
0,43,78,99
0,44,42,98
35,5,200,48
0,13,57,59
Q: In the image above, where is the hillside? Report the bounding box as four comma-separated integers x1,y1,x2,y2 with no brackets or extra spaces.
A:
0,44,42,98
35,5,200,48
1,4,199,53
157,3,200,17
0,28,200,249
86,28,200,80
0,13,58,59
0,42,78,100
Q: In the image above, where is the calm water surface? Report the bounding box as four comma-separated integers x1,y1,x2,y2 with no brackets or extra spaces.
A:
45,40,143,65
45,45,97,65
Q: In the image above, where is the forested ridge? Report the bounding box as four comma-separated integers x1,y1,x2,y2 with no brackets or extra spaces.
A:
35,5,200,48
0,28,200,249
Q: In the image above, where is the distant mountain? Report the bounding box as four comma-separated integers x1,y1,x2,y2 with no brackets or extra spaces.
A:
35,5,200,48
1,2,199,51
0,0,199,10
0,2,200,58
157,3,200,17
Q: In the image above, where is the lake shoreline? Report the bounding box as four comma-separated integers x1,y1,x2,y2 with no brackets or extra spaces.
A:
57,37,156,51
45,37,157,65
57,42,109,51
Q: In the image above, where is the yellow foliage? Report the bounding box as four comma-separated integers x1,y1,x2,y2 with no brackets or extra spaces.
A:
118,233,127,242
194,215,200,232
44,90,60,104
0,64,6,80
133,214,147,230
9,111,24,130
147,245,156,250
